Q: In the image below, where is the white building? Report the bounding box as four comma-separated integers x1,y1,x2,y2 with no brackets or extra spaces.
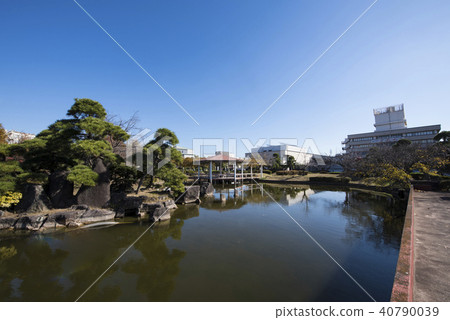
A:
245,144,313,166
6,130,35,144
175,146,195,159
342,104,441,155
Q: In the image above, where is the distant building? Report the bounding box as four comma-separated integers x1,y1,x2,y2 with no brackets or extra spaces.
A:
342,104,441,156
245,144,313,166
175,146,195,159
5,130,35,144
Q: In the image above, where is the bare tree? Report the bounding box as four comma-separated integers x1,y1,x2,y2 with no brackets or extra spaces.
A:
106,111,141,150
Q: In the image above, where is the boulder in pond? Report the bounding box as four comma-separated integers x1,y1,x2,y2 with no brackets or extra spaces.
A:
48,171,75,208
16,184,52,213
76,159,110,208
200,182,214,197
177,185,200,204
142,202,175,222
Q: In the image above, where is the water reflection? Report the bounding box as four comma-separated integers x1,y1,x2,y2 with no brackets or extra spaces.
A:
0,184,405,301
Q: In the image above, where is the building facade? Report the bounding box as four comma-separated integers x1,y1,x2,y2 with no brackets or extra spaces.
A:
175,146,195,159
5,130,36,144
245,144,313,166
342,104,441,155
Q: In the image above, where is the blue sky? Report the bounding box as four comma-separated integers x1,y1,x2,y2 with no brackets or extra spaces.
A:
1,0,449,156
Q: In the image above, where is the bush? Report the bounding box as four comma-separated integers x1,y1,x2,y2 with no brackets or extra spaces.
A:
0,191,22,208
439,180,450,191
309,176,350,184
263,170,272,175
410,172,423,180
376,164,411,189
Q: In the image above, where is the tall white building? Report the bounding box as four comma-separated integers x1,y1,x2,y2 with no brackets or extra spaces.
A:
342,105,440,155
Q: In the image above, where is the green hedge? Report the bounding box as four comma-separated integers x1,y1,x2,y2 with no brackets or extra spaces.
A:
309,176,350,184
275,170,308,176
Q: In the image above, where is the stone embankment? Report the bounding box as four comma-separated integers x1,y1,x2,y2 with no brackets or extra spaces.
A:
0,182,214,232
0,205,115,231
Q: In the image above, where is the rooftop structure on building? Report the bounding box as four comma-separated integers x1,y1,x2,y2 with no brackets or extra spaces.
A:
5,130,35,144
342,104,441,156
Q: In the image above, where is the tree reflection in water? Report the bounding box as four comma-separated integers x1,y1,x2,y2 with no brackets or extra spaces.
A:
0,184,406,301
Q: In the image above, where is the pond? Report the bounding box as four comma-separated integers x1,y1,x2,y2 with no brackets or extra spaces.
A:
0,184,406,302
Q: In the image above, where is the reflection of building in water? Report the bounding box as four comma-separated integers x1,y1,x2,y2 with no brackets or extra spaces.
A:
284,189,315,206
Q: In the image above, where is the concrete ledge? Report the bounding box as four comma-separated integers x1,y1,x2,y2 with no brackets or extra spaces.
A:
391,187,414,302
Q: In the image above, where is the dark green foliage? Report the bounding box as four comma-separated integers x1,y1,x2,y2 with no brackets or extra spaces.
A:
410,172,423,180
16,172,48,185
286,155,296,170
110,162,138,192
439,180,450,191
434,131,450,143
0,160,23,195
67,98,107,120
137,128,187,195
67,165,99,187
271,153,281,171
0,123,7,144
11,99,130,189
275,170,308,176
393,139,412,148
309,176,351,184
155,163,186,197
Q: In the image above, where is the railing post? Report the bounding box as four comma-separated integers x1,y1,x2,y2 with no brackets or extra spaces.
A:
209,161,212,183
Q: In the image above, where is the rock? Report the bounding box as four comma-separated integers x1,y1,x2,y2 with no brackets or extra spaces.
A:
142,202,175,222
0,217,17,230
163,199,177,210
200,182,214,197
48,171,75,208
0,210,4,217
14,215,48,231
76,159,110,208
109,194,146,217
66,221,81,228
177,185,200,204
43,211,83,229
71,204,89,211
79,208,115,224
1,207,116,231
16,184,52,213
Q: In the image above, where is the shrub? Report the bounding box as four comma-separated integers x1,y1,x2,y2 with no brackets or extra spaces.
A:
0,191,22,208
309,176,350,184
376,164,411,189
410,172,423,180
275,170,302,176
439,180,450,191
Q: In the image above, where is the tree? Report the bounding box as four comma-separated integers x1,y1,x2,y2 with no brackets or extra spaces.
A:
271,153,281,171
434,131,450,144
287,155,296,170
393,139,412,148
135,128,187,196
0,123,7,144
12,98,130,188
